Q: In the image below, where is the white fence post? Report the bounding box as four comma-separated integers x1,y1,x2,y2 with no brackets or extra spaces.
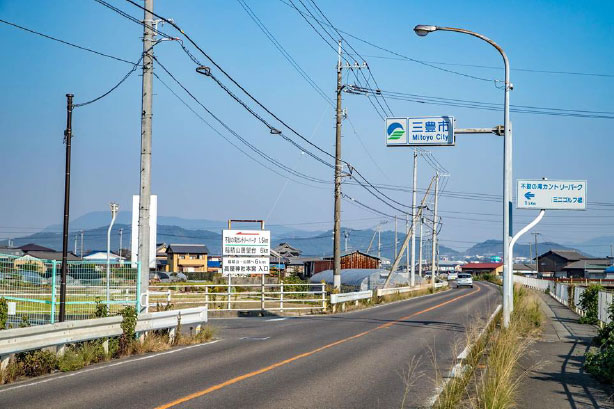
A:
280,282,284,313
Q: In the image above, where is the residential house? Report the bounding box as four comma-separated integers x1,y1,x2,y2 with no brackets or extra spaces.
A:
536,249,584,277
273,243,302,258
307,251,380,276
562,258,614,279
156,243,168,271
513,263,538,277
461,262,504,276
82,251,125,263
166,244,209,273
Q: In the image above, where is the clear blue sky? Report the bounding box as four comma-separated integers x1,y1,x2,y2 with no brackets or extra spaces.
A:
1,0,612,253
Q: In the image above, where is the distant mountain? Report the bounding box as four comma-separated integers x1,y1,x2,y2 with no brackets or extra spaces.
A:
462,239,590,258
572,235,614,258
41,211,322,240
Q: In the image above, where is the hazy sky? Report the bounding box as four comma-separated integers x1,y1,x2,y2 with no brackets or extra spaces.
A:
1,0,613,253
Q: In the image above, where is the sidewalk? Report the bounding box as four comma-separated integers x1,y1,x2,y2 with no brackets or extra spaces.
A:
517,292,613,409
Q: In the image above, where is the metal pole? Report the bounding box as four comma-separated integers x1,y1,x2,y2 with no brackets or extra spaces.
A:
137,0,154,310
533,232,540,277
410,149,418,287
107,203,118,313
377,226,381,259
59,93,73,323
333,39,343,291
419,216,424,279
80,230,83,258
406,215,409,275
74,235,77,255
431,174,439,290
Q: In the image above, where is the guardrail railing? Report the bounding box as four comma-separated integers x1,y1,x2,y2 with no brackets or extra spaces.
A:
0,306,207,370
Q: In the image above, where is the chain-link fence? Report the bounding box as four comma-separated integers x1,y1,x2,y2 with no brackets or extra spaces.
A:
0,253,140,326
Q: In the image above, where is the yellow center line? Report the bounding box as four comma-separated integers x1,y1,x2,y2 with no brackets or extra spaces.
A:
156,284,482,409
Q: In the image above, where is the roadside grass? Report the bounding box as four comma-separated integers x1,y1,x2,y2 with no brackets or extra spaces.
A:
0,323,216,385
432,284,543,409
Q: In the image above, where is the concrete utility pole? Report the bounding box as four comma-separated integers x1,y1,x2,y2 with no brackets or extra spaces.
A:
394,216,398,259
138,0,155,305
332,39,343,291
533,232,540,276
377,226,381,259
59,93,74,323
74,235,77,255
344,230,349,252
406,215,409,274
410,149,418,287
119,228,123,257
80,230,84,258
418,216,424,278
431,173,440,290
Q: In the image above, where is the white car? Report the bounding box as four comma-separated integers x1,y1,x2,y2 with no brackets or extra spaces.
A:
456,273,473,288
447,272,458,281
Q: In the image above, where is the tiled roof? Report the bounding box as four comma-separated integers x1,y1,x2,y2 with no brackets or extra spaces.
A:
167,244,209,254
461,262,503,269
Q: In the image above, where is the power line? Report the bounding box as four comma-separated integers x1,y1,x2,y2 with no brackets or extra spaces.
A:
0,18,134,64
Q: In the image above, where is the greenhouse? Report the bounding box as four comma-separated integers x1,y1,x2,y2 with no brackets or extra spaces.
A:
310,268,422,291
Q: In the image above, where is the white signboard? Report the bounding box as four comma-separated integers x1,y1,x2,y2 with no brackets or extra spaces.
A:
222,257,270,276
386,116,454,147
222,230,270,256
130,194,157,268
517,180,586,210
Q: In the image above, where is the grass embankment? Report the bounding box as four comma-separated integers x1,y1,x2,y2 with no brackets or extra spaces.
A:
433,284,543,409
0,304,216,385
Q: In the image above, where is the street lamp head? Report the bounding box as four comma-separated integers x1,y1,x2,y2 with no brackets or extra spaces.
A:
110,202,119,216
413,25,437,36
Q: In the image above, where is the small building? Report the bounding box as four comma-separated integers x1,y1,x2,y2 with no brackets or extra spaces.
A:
166,244,209,273
273,243,302,258
513,263,537,277
562,259,613,279
536,249,584,277
82,251,125,263
156,243,168,270
461,262,503,276
0,247,24,257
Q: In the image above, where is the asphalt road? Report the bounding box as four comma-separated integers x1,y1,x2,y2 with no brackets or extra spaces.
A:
0,281,500,409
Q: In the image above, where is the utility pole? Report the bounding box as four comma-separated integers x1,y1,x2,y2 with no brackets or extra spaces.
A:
394,216,398,259
119,228,123,257
344,230,349,252
138,0,155,305
74,235,77,255
377,225,381,259
406,214,409,275
410,149,418,287
332,39,343,291
431,173,439,290
533,232,540,276
80,230,84,258
418,216,424,278
59,93,73,322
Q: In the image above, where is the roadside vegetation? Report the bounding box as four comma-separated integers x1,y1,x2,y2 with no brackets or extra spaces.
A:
0,305,216,385
433,283,543,409
584,298,614,383
577,284,604,325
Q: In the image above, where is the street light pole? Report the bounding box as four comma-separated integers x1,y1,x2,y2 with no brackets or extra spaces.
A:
107,203,119,313
413,25,513,328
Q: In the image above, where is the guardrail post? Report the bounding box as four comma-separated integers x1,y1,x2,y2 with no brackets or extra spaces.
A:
1,354,14,371
166,290,171,304
321,283,327,311
205,286,209,308
169,327,176,343
56,344,66,358
102,339,109,354
280,282,284,312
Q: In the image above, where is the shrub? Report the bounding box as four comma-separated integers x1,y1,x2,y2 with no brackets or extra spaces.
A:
578,284,603,325
94,298,108,318
21,350,57,377
0,297,7,330
584,297,614,383
119,306,137,355
57,349,84,372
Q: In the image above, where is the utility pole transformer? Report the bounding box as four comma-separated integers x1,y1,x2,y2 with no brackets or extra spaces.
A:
431,174,439,290
138,0,155,308
59,93,74,322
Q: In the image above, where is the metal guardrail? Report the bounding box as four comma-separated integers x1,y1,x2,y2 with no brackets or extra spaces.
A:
0,307,207,370
330,290,373,304
376,282,448,297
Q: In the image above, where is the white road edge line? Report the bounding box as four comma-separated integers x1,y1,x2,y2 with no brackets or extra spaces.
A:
267,318,287,322
426,302,502,408
0,339,221,394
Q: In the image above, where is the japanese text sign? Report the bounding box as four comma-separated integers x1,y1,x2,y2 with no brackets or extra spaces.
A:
517,180,587,210
222,230,270,256
386,116,454,147
222,257,270,276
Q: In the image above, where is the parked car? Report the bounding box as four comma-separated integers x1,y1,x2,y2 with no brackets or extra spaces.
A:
456,273,473,288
